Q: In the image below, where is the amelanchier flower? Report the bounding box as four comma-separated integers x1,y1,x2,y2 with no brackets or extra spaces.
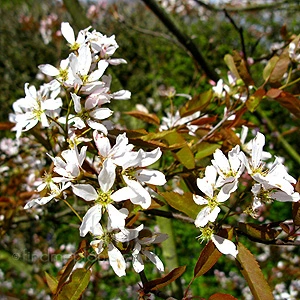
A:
72,158,135,235
131,228,168,273
90,221,142,277
70,92,113,134
193,165,235,228
211,145,244,189
197,225,238,258
115,148,167,209
48,142,87,182
10,83,62,139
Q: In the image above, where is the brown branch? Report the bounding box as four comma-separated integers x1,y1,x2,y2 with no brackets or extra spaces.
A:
141,0,220,82
145,209,194,223
193,0,295,12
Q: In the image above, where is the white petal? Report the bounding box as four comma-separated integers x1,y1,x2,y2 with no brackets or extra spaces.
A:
72,184,97,201
93,130,111,157
38,64,59,76
107,204,128,229
89,107,113,120
61,22,75,44
132,253,144,273
193,194,208,206
108,244,126,277
142,250,164,272
79,204,102,237
71,93,81,113
86,119,108,134
136,169,166,185
212,234,238,258
139,148,162,167
111,186,137,202
98,158,116,192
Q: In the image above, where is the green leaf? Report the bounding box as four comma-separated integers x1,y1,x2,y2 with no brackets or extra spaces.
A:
224,54,241,80
194,240,222,278
263,56,279,81
45,271,58,294
236,242,273,300
180,90,213,117
159,191,200,219
246,89,265,112
269,48,290,83
145,266,186,291
57,268,91,300
174,144,195,169
195,142,221,160
238,222,280,242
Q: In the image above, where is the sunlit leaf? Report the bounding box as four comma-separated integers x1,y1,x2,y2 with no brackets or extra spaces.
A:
224,54,241,80
238,222,280,242
174,144,195,169
55,240,88,295
195,142,221,160
194,240,222,278
246,89,265,112
236,242,273,300
57,268,91,300
45,271,58,294
263,56,279,81
125,110,160,125
159,191,200,219
145,266,186,291
180,90,213,117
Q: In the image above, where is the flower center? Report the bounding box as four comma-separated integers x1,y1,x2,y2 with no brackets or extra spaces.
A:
197,226,214,243
95,190,112,207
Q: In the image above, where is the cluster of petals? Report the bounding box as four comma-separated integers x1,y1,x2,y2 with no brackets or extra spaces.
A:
192,131,300,257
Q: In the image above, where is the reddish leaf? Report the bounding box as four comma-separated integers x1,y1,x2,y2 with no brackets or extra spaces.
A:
208,293,238,300
269,48,290,83
194,240,222,278
292,201,300,226
180,90,213,117
144,266,186,291
268,90,300,119
266,88,282,99
263,56,279,81
0,122,15,130
190,115,217,126
236,242,273,300
238,222,280,242
125,110,160,125
232,51,255,86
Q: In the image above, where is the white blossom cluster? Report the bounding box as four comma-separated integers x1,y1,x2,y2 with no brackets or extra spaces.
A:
9,22,167,277
193,130,300,257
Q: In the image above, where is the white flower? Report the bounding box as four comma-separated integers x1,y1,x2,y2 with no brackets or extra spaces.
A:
193,166,234,228
72,159,132,236
10,83,62,139
131,228,167,273
116,148,166,209
48,143,87,181
71,92,113,134
211,145,244,189
61,22,86,51
197,226,238,258
38,57,75,87
90,222,141,277
24,181,71,209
